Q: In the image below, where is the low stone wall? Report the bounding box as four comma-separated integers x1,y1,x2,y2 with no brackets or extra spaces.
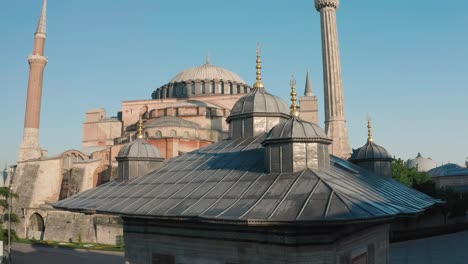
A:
17,208,123,245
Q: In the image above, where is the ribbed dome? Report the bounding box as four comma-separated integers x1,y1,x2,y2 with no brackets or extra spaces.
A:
170,63,246,84
227,88,290,121
350,141,392,162
263,117,331,144
117,139,162,159
407,153,437,172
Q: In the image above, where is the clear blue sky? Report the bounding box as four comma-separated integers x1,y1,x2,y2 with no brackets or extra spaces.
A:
2,0,468,167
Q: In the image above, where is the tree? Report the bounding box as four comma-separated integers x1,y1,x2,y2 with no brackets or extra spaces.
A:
392,158,432,187
392,158,468,218
0,187,19,245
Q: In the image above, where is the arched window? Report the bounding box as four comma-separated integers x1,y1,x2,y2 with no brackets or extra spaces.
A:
210,82,215,93
221,82,225,94
155,130,162,138
229,84,233,94
183,131,189,138
145,132,149,138
191,83,195,95
202,82,206,94
170,130,177,137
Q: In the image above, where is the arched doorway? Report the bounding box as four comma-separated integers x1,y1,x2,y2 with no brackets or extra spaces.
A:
29,213,45,240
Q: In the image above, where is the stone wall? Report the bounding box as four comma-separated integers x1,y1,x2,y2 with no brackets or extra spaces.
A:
123,220,389,264
20,208,123,245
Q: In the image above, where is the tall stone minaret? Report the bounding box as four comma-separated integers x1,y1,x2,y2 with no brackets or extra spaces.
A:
299,71,319,124
19,0,48,162
315,0,351,158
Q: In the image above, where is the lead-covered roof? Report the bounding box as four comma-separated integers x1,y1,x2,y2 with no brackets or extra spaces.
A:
55,133,442,225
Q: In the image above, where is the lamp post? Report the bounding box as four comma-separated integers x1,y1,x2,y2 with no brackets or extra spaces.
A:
8,173,14,262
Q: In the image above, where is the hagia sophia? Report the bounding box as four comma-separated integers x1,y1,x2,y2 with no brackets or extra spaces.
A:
5,0,467,263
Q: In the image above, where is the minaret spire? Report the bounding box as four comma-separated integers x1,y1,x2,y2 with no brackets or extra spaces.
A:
304,70,313,96
253,42,264,89
315,0,351,158
19,0,49,161
290,75,299,117
36,0,47,37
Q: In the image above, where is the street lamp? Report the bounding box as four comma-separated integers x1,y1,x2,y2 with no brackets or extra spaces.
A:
8,173,14,262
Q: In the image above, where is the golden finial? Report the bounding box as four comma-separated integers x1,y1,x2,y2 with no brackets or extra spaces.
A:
206,52,211,65
367,114,373,142
253,42,265,89
290,75,299,117
137,115,144,139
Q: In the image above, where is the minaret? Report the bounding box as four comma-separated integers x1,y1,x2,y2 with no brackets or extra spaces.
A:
19,0,48,161
299,71,319,124
315,0,351,158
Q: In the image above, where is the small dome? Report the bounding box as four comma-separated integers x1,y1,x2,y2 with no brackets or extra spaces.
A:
407,153,437,172
227,88,290,121
118,139,162,159
170,63,246,84
350,141,392,162
263,117,331,144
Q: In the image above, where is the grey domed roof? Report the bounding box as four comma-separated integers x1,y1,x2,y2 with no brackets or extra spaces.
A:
407,153,437,172
227,88,290,122
428,163,468,177
350,141,392,162
170,63,246,84
117,139,162,159
263,117,331,144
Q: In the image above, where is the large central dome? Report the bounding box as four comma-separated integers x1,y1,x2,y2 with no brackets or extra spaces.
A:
152,61,251,100
170,62,246,84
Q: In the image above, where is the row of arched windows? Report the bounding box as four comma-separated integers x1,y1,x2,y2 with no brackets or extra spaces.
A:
144,130,191,139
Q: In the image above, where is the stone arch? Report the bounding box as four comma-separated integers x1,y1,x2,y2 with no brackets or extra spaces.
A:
29,213,45,240
170,130,177,137
155,130,162,138
145,131,149,138
183,131,189,138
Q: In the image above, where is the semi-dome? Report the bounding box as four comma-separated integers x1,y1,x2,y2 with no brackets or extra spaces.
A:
263,117,331,144
170,62,246,84
350,141,392,162
227,88,290,120
408,153,437,172
117,138,162,159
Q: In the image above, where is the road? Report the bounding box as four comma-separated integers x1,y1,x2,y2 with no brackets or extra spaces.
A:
390,230,468,264
11,243,124,264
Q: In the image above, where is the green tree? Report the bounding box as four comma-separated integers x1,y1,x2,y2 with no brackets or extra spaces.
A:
392,158,468,218
0,187,19,245
392,158,432,187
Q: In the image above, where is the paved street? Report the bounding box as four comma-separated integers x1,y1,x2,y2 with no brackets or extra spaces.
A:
11,243,124,264
390,230,468,264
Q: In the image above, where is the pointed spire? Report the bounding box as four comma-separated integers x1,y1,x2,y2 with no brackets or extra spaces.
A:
206,53,211,65
36,0,47,36
253,42,265,89
367,114,373,143
304,70,314,96
290,75,299,117
137,116,144,139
